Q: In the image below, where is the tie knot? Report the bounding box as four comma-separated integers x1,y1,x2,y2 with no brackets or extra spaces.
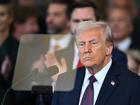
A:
89,75,96,83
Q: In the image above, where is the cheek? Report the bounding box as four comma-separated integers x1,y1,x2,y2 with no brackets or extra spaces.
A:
119,22,127,30
32,23,39,32
95,47,107,57
78,49,83,57
0,16,10,28
46,16,51,23
0,16,8,23
70,23,76,32
78,49,86,61
57,16,65,23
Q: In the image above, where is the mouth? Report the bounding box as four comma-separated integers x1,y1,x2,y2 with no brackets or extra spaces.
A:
83,57,92,61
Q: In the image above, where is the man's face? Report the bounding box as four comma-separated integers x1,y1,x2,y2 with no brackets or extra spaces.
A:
14,16,39,40
70,7,96,34
107,9,133,41
76,28,112,69
46,3,69,34
0,5,12,32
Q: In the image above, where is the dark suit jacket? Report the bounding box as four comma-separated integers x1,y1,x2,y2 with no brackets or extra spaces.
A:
52,61,140,105
112,47,127,67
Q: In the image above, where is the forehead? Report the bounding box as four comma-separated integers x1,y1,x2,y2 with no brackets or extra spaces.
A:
108,8,130,18
26,16,37,22
76,28,104,41
0,5,9,12
71,7,96,20
48,3,67,12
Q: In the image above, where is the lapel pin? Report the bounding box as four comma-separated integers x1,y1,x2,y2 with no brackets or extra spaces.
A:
111,81,115,86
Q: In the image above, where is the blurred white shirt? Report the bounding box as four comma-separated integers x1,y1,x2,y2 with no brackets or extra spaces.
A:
49,33,72,52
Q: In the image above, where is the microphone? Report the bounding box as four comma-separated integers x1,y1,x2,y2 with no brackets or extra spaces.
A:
44,66,59,76
31,65,59,87
31,66,59,105
31,65,59,76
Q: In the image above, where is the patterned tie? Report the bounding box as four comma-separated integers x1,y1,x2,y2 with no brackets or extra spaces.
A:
80,75,97,105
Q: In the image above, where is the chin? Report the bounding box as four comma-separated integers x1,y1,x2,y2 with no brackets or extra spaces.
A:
83,62,94,68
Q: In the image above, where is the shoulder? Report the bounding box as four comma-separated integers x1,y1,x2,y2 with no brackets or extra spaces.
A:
116,61,140,86
110,61,140,84
122,68,140,84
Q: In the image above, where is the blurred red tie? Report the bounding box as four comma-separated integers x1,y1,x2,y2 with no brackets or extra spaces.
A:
77,59,83,68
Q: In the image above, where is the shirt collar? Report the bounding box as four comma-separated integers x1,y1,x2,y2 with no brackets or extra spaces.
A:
84,59,112,85
116,37,131,52
50,33,72,50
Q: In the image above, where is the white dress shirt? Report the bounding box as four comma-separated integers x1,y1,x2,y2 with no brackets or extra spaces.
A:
49,33,72,52
78,59,112,105
116,37,131,52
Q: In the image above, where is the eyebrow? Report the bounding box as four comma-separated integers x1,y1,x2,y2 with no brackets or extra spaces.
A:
72,18,93,22
78,39,98,43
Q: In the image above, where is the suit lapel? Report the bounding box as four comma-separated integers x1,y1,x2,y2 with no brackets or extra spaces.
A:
95,61,121,105
72,67,86,105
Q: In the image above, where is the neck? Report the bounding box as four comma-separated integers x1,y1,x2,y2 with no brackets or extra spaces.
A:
59,27,69,35
115,36,130,43
87,57,111,75
52,29,70,40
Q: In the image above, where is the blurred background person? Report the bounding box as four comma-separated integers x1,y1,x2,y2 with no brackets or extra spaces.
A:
106,6,140,75
105,0,136,17
13,6,40,40
0,0,16,105
105,0,140,50
11,6,47,105
46,0,70,35
106,6,137,52
45,0,72,52
13,0,47,34
9,6,40,67
32,0,73,70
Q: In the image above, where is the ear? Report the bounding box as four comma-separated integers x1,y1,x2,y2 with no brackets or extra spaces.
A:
106,43,113,56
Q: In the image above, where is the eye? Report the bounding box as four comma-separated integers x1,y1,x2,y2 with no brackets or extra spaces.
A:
72,19,80,23
0,12,7,17
90,40,97,45
77,42,85,48
54,13,63,16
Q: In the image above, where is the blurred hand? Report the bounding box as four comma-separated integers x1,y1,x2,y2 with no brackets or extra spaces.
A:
31,55,46,73
31,51,68,82
44,52,67,81
1,55,11,79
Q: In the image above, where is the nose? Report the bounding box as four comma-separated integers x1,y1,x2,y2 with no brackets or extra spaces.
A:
46,14,54,24
84,43,91,53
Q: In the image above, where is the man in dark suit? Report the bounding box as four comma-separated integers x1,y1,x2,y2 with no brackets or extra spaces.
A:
52,21,140,105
